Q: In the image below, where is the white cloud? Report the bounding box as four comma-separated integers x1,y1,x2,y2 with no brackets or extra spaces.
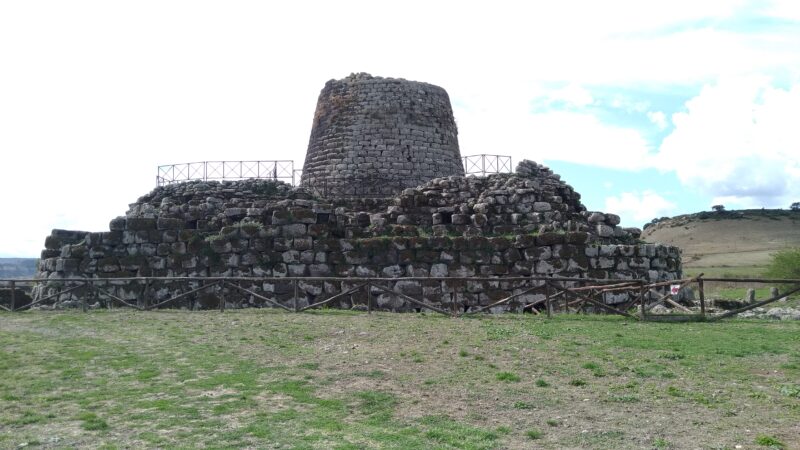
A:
647,111,668,130
0,1,798,255
523,111,654,170
605,191,677,224
547,84,594,108
655,76,800,208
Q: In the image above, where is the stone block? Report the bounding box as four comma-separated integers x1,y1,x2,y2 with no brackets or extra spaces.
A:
513,234,536,248
290,207,317,224
292,237,313,251
596,224,614,237
394,280,422,296
282,223,307,238
157,218,184,230
605,214,621,225
430,263,448,277
97,257,120,273
533,202,552,212
224,253,240,267
272,209,291,225
55,258,80,272
536,232,563,246
126,218,157,231
109,216,127,231
309,264,332,277
355,265,377,277
451,214,469,225
288,264,307,276
382,265,404,278
599,245,618,256
565,231,589,244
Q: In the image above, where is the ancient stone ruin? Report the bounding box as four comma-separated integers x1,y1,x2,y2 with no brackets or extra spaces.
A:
34,74,682,311
302,73,464,195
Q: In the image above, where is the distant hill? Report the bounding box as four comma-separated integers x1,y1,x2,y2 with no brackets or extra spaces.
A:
641,209,800,277
0,258,38,279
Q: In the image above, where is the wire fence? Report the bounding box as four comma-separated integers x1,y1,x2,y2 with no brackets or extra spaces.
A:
462,154,513,176
156,161,297,186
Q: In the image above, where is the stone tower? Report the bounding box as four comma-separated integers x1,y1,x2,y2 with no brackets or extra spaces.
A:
301,73,464,195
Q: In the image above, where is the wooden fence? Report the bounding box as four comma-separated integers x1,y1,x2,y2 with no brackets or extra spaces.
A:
1,275,799,321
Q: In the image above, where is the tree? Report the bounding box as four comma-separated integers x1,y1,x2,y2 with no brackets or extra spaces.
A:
711,204,725,212
791,202,800,211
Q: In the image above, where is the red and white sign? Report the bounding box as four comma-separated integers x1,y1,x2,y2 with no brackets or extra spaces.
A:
670,285,680,296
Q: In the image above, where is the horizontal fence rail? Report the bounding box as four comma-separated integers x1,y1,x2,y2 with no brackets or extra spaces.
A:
463,154,513,176
156,161,297,186
3,275,797,321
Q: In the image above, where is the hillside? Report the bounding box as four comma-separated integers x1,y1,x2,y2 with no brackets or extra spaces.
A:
642,209,800,277
0,258,38,279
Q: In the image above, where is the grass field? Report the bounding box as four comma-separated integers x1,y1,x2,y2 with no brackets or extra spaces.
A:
1,310,799,449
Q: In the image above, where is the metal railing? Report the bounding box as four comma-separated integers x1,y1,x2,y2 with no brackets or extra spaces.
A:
156,161,297,186
155,156,514,188
462,154,512,176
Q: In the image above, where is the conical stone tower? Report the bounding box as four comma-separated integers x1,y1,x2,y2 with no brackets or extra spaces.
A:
301,73,464,196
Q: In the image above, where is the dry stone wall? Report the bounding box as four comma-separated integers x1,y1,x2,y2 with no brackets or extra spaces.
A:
301,73,464,193
35,161,682,311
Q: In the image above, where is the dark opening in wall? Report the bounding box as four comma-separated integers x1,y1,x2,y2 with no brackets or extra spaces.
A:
186,220,197,230
316,213,330,224
440,212,452,224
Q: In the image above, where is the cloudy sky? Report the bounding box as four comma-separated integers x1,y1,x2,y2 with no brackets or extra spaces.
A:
1,1,799,257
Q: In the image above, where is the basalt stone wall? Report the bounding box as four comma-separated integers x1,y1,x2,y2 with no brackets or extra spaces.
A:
34,161,682,311
301,73,464,193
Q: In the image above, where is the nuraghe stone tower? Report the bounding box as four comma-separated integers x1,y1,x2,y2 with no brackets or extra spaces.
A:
301,73,464,193
31,74,683,312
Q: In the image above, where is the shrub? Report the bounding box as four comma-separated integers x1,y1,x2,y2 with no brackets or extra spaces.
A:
764,248,800,281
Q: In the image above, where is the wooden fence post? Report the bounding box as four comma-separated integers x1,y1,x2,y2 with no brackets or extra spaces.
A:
143,278,151,310
80,281,88,313
219,281,226,312
639,281,646,320
367,283,372,314
293,279,299,313
10,281,16,312
698,278,705,318
545,281,552,318
99,281,107,310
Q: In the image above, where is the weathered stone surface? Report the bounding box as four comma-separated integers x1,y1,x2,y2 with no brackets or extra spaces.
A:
301,73,464,195
126,218,157,231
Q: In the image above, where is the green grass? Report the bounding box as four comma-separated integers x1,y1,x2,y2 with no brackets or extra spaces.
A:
495,371,520,382
525,429,543,439
0,310,798,448
755,434,785,448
